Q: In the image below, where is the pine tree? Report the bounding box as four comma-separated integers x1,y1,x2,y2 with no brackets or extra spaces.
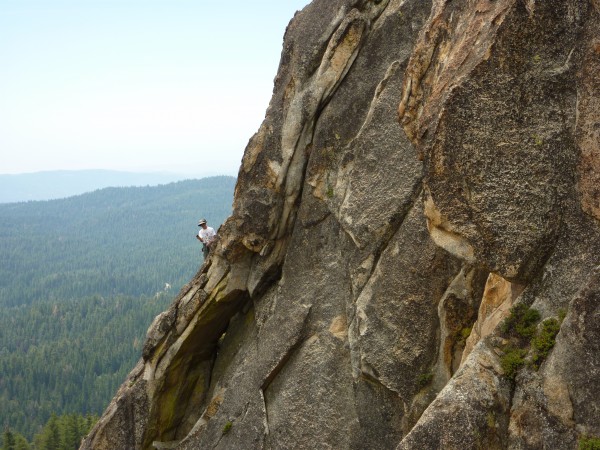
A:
3,428,16,450
13,435,30,450
59,414,79,450
39,415,60,450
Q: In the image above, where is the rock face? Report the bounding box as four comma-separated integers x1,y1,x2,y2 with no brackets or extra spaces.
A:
81,0,600,449
397,0,600,448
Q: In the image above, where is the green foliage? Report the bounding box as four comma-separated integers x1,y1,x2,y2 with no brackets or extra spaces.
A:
14,434,30,450
0,293,169,438
500,346,527,380
3,428,16,450
458,326,472,345
499,304,565,379
531,318,561,368
2,428,31,450
499,304,539,380
417,372,434,388
0,177,235,307
579,437,600,450
222,421,233,435
37,415,59,450
32,413,97,450
558,308,567,322
3,429,30,450
500,304,540,340
460,327,472,340
0,177,235,438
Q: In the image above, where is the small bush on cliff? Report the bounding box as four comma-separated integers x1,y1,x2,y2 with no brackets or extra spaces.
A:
222,421,233,435
417,372,433,388
458,326,472,346
500,304,540,340
558,308,567,323
500,345,527,380
579,436,600,450
499,304,539,380
499,305,565,379
531,318,561,368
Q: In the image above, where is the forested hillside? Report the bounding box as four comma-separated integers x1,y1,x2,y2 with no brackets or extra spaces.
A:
0,176,235,440
0,176,235,307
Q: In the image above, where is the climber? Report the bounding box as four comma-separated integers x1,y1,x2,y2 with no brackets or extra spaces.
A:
196,218,216,259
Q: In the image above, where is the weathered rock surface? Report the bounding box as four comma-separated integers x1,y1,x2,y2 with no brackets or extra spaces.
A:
397,0,600,448
82,0,600,449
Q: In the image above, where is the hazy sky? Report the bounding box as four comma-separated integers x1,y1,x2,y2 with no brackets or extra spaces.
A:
0,0,310,176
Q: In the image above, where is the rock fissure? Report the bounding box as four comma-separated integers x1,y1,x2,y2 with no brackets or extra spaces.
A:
259,331,307,393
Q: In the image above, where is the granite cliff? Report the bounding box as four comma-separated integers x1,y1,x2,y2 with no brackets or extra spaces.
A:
81,0,600,448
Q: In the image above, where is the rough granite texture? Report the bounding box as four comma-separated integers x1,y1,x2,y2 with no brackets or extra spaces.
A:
81,0,600,449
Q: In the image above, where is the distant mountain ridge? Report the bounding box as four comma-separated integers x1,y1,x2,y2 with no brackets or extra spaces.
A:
0,169,203,203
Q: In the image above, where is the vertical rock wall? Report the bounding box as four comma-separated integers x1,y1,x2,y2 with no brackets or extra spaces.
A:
82,0,600,449
398,0,600,448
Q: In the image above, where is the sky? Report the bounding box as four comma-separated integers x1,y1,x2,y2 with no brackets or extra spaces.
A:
0,0,311,176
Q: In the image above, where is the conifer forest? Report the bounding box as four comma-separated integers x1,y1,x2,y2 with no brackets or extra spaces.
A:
0,176,235,446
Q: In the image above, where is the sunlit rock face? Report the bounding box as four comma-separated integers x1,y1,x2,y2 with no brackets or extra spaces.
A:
397,0,600,448
399,0,600,285
82,0,600,449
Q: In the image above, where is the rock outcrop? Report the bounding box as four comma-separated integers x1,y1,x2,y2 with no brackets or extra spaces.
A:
81,0,600,449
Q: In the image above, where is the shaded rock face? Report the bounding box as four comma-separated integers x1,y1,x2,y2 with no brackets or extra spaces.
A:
82,1,600,449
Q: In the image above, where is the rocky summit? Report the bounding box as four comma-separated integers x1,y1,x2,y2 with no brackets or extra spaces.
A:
81,0,600,449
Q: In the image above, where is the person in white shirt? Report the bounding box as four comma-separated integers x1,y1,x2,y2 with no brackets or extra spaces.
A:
196,218,216,259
